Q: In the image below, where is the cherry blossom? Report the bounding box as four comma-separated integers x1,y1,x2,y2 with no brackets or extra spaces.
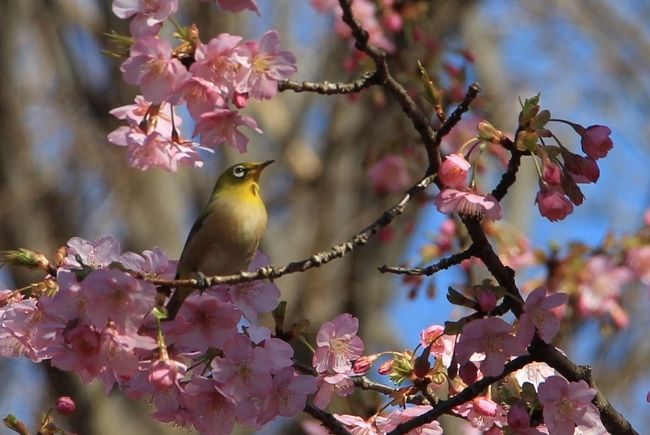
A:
211,334,273,401
536,187,573,222
538,376,605,435
190,33,243,95
193,108,262,153
517,287,568,344
507,402,547,434
439,153,471,189
454,396,507,432
455,317,527,377
63,236,122,270
166,293,240,352
419,324,454,367
258,367,317,425
433,188,502,220
112,0,178,37
313,313,364,374
235,30,298,100
515,361,555,390
81,269,156,332
120,36,187,103
579,125,613,160
183,376,237,435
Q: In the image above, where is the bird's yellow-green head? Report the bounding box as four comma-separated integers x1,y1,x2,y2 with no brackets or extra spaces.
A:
213,160,274,198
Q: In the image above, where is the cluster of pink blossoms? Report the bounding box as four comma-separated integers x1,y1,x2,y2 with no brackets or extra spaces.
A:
0,236,322,433
536,124,613,222
107,0,297,171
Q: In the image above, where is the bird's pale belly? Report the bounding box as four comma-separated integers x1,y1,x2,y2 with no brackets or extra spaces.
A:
182,197,267,278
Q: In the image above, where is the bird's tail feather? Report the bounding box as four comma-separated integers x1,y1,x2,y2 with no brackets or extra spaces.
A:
164,289,185,321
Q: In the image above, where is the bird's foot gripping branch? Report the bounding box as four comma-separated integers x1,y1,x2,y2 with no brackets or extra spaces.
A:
0,0,642,435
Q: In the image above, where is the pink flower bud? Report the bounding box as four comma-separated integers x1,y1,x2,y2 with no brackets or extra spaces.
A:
474,397,498,416
542,160,562,185
233,92,249,109
55,396,76,416
507,402,530,429
564,154,599,183
536,187,573,221
148,359,178,391
477,288,497,312
378,359,393,375
353,355,378,374
439,154,471,188
459,362,478,385
580,125,613,159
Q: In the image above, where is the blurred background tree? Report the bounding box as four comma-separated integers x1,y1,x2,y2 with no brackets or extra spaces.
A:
0,0,648,433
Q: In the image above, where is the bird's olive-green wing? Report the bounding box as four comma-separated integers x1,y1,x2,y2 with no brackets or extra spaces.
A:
175,199,216,278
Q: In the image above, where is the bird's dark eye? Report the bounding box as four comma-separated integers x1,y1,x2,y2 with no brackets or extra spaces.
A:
232,165,246,178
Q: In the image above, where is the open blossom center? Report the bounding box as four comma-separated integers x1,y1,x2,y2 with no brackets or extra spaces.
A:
236,360,252,381
147,58,168,75
253,55,272,73
557,397,575,419
331,338,350,355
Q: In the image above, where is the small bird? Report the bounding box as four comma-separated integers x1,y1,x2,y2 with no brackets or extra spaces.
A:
165,160,274,320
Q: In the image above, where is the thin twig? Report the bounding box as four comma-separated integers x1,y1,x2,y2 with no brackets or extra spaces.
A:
278,71,380,95
379,248,474,276
145,175,436,289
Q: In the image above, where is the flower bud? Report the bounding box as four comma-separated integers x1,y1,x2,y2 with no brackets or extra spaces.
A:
55,396,76,416
477,287,497,312
353,354,378,375
542,159,562,185
2,249,50,271
507,402,530,429
580,125,613,160
477,120,503,143
536,187,573,222
459,362,478,385
378,359,393,375
439,154,471,189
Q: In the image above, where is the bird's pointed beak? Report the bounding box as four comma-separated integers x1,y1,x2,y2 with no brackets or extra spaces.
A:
252,160,274,181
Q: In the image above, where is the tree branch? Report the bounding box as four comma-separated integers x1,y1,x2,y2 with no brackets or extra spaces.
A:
278,71,380,95
146,175,436,288
304,402,351,435
378,247,474,276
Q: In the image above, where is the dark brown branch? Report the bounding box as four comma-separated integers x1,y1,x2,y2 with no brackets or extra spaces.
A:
338,0,477,178
491,145,524,201
146,175,436,289
529,340,639,435
304,402,351,435
278,71,380,95
389,354,534,435
462,217,524,316
378,248,474,276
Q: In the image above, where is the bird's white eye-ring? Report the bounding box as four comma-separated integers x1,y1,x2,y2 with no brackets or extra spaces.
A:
233,165,246,178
